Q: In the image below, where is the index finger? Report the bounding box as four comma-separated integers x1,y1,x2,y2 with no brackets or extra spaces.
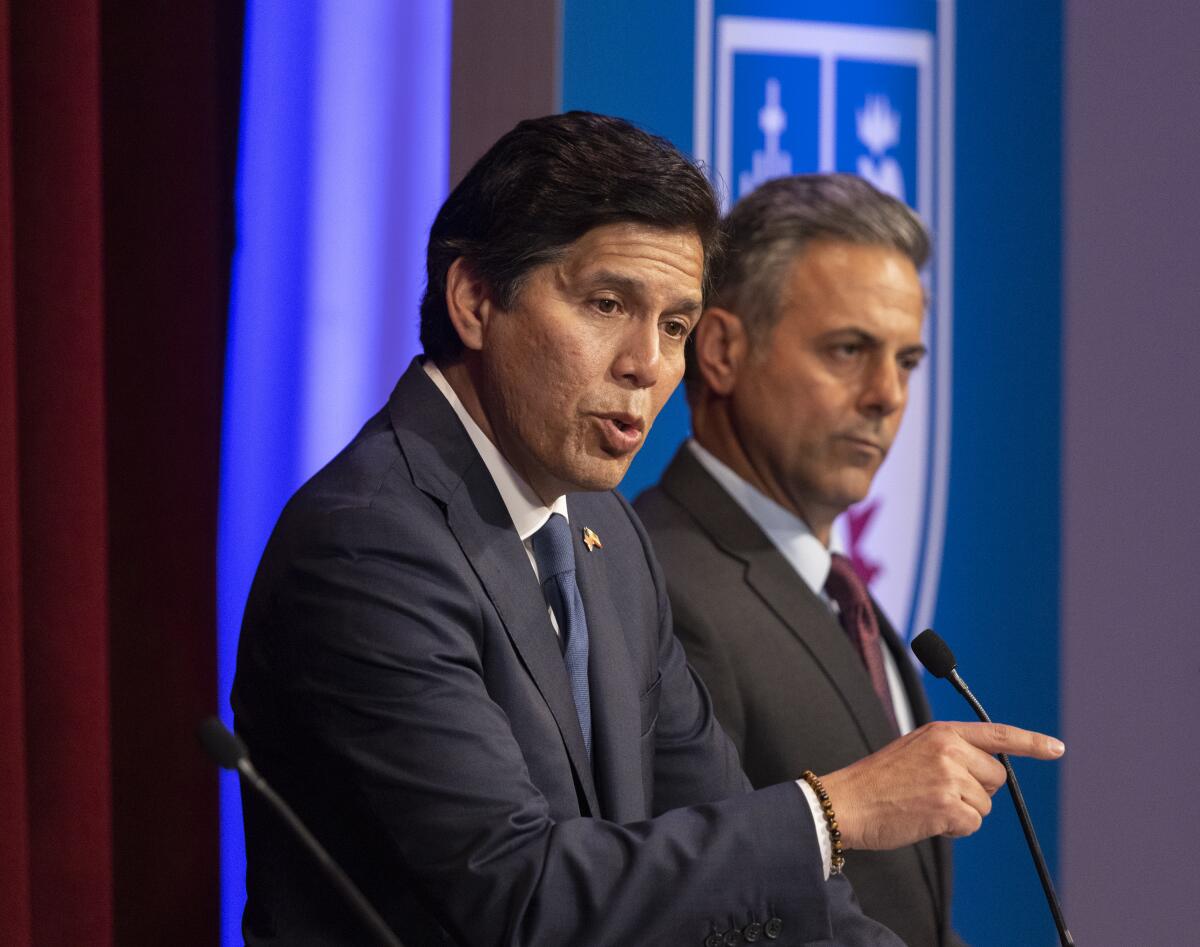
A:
946,722,1065,760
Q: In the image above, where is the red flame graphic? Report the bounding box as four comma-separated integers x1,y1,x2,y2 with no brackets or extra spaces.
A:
845,499,883,587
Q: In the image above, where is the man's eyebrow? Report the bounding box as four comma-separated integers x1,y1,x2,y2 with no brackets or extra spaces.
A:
577,269,703,314
818,327,929,357
576,269,640,295
818,327,879,344
667,296,704,316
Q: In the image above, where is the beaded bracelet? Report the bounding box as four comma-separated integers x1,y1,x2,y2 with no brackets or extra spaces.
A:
800,770,845,875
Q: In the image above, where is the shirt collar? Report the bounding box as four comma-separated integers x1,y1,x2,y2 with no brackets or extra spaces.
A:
687,438,840,595
424,360,568,540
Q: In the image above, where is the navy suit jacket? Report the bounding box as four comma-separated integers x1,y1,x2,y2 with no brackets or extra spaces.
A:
636,445,963,947
232,360,902,946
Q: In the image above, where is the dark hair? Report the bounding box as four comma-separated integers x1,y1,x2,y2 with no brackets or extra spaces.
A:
419,111,722,361
706,173,929,351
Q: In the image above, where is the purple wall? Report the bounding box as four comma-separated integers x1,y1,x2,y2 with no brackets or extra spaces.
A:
450,0,558,186
1063,2,1200,941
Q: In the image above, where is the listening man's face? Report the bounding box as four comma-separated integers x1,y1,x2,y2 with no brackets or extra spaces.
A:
476,222,705,502
730,240,926,538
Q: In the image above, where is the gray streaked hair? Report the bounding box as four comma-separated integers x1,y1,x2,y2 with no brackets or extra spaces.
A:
700,173,930,360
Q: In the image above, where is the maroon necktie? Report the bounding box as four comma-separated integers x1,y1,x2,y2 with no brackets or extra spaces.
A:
824,553,899,736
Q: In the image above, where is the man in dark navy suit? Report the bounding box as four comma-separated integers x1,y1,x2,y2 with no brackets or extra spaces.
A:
233,114,1063,946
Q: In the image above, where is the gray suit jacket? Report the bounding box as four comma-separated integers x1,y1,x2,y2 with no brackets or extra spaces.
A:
636,444,963,947
232,360,903,946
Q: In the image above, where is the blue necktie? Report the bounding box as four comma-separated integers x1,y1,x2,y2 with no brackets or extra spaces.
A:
531,513,592,759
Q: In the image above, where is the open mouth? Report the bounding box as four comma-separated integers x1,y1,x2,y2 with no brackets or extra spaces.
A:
597,414,644,454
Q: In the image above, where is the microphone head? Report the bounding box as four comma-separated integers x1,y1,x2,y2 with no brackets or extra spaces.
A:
196,716,249,770
911,628,957,678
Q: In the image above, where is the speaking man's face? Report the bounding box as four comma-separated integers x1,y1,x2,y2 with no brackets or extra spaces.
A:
477,222,704,502
730,240,926,536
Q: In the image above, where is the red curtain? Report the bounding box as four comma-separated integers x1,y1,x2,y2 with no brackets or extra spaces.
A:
0,2,241,944
0,0,33,935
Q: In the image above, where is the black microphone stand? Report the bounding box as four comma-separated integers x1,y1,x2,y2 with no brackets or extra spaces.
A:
197,717,404,947
944,666,1075,947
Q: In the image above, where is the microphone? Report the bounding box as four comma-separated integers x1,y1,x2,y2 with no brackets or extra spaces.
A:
196,717,404,947
911,630,1075,947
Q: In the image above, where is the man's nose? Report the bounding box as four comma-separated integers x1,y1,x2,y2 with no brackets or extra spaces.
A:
613,321,661,388
860,353,905,416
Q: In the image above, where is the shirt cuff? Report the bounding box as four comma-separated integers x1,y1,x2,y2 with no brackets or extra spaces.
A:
796,779,832,880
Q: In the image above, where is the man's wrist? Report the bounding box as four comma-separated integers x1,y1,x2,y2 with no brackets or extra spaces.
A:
796,779,832,880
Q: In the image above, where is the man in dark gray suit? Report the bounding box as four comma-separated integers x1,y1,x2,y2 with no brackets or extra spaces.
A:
234,120,1061,946
636,175,966,946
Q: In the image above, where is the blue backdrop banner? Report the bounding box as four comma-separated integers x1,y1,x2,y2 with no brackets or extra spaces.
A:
564,2,1061,944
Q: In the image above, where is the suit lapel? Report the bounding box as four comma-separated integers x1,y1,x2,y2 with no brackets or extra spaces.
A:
568,495,642,822
388,361,600,816
742,550,900,751
661,446,898,752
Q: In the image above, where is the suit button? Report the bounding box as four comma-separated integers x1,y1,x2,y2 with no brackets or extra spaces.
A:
705,933,724,947
743,921,763,942
764,917,783,940
723,931,742,945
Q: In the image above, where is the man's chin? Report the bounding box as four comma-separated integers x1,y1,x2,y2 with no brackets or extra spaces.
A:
832,483,874,513
820,472,874,509
560,456,632,494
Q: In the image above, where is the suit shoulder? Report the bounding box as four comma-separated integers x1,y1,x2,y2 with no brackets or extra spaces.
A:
288,410,411,509
631,482,681,529
633,485,721,578
262,411,453,577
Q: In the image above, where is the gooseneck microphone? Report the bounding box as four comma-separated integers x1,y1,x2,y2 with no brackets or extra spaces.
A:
910,630,1075,947
196,717,404,947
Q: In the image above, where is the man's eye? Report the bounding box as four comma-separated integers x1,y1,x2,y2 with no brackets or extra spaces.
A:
592,298,620,315
662,319,689,340
899,354,924,372
831,343,862,358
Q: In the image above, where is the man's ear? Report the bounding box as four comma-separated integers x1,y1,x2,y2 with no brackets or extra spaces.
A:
692,307,749,396
445,257,495,352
